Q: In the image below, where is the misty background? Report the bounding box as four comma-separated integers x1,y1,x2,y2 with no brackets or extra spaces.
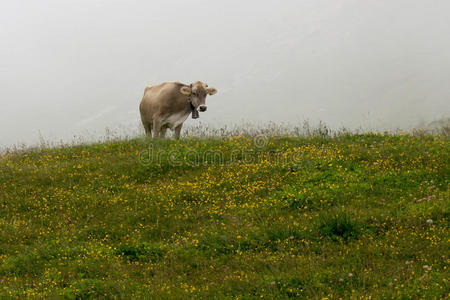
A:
1,0,449,147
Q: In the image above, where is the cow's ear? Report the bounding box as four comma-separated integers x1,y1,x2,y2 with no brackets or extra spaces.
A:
206,88,217,95
180,86,191,95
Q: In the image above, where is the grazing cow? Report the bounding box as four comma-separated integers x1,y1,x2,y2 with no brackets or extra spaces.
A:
139,81,217,139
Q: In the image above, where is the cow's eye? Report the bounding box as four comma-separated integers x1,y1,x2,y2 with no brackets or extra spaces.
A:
192,92,197,96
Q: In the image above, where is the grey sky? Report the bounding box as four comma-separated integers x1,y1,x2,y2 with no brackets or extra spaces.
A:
1,0,449,146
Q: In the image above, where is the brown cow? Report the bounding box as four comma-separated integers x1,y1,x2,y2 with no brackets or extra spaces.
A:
139,81,217,139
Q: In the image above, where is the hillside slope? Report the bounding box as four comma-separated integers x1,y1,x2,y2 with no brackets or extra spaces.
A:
0,133,448,298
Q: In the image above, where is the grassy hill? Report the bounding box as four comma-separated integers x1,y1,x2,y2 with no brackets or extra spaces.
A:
0,132,448,298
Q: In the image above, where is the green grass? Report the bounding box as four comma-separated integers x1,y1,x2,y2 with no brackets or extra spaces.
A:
0,132,448,298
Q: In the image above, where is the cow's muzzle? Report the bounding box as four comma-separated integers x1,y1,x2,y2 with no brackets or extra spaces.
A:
198,105,207,112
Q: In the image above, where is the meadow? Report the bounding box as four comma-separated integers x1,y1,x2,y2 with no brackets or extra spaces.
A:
0,127,448,299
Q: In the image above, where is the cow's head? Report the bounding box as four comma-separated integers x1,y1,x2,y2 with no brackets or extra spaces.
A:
180,81,217,112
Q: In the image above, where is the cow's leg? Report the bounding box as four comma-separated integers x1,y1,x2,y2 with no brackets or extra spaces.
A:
152,120,161,138
160,127,167,139
143,122,152,137
174,124,183,139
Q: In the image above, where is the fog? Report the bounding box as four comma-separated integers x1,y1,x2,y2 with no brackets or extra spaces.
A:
1,0,449,147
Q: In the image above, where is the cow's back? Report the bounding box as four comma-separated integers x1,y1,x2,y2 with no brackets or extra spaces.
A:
139,82,187,123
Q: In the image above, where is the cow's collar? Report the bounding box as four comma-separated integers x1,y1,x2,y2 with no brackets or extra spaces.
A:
188,98,199,119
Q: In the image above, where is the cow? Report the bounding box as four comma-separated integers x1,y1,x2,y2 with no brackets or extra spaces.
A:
139,81,217,139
